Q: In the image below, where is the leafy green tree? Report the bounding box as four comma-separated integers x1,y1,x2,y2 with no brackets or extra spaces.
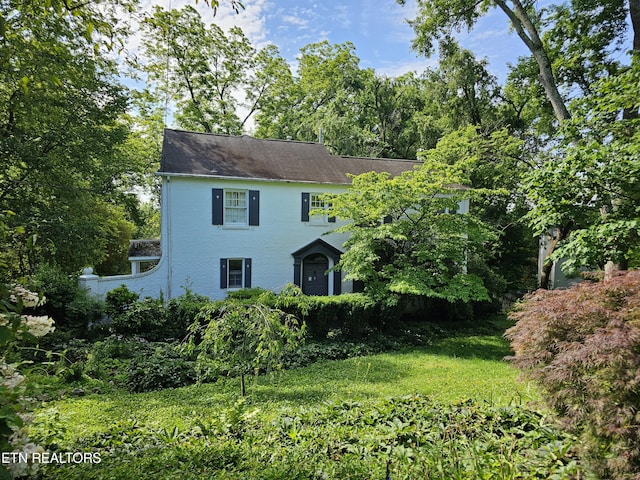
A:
186,301,306,396
325,157,497,305
424,40,501,130
524,58,640,275
399,0,571,122
543,0,629,97
255,41,375,155
360,71,447,159
140,5,288,135
0,0,139,275
427,127,538,292
401,0,638,288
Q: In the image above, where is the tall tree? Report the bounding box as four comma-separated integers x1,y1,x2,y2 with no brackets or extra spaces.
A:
524,58,640,276
255,41,375,155
140,6,288,135
426,40,501,129
400,0,636,288
399,0,571,122
0,0,137,275
361,72,429,159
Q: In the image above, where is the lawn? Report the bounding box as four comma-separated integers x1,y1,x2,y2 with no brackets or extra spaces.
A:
27,323,582,479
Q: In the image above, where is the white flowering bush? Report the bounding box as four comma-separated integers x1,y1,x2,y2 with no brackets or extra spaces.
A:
1,282,54,478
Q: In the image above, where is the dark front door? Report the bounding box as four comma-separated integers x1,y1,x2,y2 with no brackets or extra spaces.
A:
302,254,329,296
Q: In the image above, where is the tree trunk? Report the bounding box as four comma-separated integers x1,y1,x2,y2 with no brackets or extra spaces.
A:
539,227,567,290
493,0,573,289
494,0,571,122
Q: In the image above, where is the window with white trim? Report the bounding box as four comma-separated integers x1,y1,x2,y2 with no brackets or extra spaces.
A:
302,192,335,224
310,193,327,223
212,189,259,226
225,190,247,224
228,259,243,288
220,258,252,289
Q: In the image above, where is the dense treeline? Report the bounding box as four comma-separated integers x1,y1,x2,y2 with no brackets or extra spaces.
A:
1,0,638,297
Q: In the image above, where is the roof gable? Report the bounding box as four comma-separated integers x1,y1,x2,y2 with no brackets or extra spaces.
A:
159,129,421,184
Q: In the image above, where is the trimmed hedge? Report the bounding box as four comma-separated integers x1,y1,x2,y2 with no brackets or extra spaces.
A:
105,283,471,345
215,286,384,340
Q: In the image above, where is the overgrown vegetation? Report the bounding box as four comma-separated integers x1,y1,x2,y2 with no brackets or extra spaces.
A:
13,273,640,478
30,395,581,479
21,313,584,479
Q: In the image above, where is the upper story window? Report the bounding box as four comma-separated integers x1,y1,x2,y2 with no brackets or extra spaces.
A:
302,192,335,224
310,193,325,210
225,190,247,224
212,188,259,226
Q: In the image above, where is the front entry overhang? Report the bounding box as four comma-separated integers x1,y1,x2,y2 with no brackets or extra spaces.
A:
291,239,342,295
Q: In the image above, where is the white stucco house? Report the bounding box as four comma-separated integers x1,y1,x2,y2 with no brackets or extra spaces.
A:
80,129,468,300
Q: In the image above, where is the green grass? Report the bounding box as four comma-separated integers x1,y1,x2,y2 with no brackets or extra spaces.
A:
22,322,587,479
32,327,539,445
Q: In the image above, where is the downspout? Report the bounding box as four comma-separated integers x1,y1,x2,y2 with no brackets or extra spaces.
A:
164,176,173,299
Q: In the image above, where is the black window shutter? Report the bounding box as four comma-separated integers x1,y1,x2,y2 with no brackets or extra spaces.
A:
244,258,252,288
212,188,224,225
301,192,310,222
249,190,260,226
220,258,228,288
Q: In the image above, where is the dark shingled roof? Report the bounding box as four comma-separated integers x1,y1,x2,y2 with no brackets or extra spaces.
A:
159,129,421,184
129,239,161,258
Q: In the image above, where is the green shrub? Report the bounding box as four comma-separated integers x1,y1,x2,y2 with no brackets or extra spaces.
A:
468,255,508,316
270,286,377,340
105,284,140,317
164,290,209,340
506,270,640,479
107,286,209,342
226,287,269,300
84,337,151,384
126,343,197,393
110,297,166,340
29,264,104,335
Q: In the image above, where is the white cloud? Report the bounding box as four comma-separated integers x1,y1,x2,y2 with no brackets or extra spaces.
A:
374,57,439,78
281,15,309,28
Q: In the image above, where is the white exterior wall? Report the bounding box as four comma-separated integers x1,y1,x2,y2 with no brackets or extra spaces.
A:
79,179,173,299
165,175,351,300
81,175,353,300
80,174,471,300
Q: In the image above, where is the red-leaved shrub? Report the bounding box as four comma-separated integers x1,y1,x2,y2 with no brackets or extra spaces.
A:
505,270,640,479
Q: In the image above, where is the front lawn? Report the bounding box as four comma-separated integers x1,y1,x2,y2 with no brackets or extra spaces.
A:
25,323,585,479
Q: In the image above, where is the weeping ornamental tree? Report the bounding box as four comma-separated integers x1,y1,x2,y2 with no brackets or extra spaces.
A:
324,158,498,306
185,301,306,397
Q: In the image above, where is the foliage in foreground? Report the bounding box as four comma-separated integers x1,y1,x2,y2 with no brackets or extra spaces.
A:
32,395,582,479
506,270,640,479
1,283,55,479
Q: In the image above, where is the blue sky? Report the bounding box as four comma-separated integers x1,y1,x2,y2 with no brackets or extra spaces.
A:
137,0,532,82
